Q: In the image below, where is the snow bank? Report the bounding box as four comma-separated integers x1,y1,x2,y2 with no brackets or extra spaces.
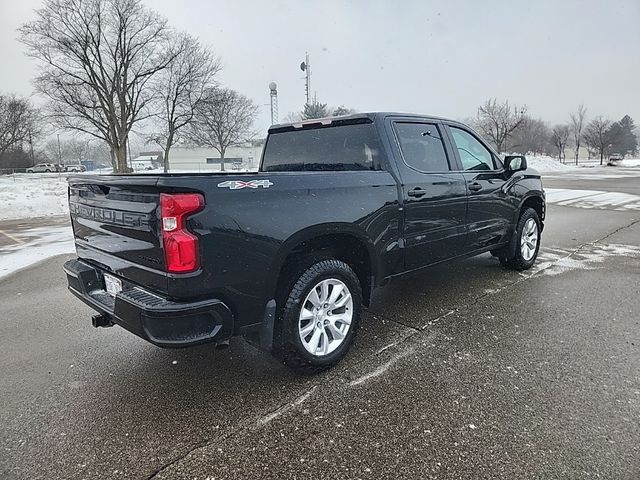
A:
0,174,69,221
622,158,640,167
524,155,572,172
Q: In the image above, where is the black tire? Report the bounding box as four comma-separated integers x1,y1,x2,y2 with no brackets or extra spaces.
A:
44,169,51,172
500,208,541,271
275,258,362,374
27,170,33,173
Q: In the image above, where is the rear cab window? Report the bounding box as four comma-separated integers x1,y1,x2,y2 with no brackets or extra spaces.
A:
261,120,383,172
393,122,451,172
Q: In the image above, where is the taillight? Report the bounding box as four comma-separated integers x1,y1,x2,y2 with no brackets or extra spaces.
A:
160,193,204,273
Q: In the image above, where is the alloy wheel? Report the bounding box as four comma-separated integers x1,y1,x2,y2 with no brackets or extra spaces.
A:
520,218,538,261
298,278,353,356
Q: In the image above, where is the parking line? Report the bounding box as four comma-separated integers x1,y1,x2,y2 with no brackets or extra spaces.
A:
0,229,25,245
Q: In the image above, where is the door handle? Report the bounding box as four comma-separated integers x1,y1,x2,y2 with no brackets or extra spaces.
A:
407,188,426,198
468,182,482,192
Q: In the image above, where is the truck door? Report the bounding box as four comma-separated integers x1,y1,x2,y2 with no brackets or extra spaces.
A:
388,119,468,270
444,124,512,251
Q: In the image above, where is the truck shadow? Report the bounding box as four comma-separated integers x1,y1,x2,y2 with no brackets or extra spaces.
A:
368,253,512,328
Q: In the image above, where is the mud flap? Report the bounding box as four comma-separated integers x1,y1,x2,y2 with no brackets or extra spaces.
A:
259,299,276,351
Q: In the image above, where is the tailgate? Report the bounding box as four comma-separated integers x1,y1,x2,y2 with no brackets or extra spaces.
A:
68,175,168,294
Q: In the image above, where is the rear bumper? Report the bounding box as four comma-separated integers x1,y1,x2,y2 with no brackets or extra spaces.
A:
63,258,234,348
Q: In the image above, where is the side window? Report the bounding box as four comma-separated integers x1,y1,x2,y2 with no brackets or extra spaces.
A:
394,122,450,172
450,127,496,171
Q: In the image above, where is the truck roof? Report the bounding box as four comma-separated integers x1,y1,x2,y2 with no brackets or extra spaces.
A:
268,112,458,133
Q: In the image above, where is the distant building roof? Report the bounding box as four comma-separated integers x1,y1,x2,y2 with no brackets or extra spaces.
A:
136,151,163,161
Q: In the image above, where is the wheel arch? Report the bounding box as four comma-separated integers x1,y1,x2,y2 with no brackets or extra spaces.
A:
269,223,379,307
505,193,545,260
517,192,545,227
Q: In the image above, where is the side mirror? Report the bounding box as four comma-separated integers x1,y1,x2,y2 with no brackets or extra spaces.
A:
504,155,527,172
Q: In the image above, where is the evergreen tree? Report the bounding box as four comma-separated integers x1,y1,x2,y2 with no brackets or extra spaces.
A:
607,115,638,157
302,101,329,120
332,106,357,116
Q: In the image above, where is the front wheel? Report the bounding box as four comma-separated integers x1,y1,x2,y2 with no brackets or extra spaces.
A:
276,259,362,373
500,208,541,271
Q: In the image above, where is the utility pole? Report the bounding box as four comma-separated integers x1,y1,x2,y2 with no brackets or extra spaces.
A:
28,128,34,166
300,52,311,104
269,82,278,125
57,134,62,165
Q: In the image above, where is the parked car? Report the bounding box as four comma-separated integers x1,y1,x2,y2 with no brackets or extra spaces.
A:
26,163,57,173
64,112,546,372
607,153,623,166
64,164,87,172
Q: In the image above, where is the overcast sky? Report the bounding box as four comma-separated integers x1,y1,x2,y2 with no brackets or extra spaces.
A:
1,0,639,134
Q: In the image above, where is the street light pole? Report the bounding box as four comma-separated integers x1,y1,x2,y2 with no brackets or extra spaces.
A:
269,82,278,125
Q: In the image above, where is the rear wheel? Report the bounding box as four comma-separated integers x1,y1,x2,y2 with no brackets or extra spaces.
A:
500,208,541,271
275,258,362,373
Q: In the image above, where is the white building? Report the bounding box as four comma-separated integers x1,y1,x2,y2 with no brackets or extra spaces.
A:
168,142,264,172
131,152,163,171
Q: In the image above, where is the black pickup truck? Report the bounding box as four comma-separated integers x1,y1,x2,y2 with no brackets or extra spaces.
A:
64,112,545,372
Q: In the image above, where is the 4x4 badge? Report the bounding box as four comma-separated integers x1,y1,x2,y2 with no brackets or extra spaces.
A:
217,179,273,190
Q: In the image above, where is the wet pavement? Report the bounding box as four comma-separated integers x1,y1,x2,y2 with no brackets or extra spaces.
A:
1,174,639,479
0,216,69,249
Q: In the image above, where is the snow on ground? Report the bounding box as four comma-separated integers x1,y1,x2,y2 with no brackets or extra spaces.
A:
0,157,637,221
525,156,572,172
545,188,640,211
530,243,640,277
0,168,256,221
526,156,640,179
524,155,640,173
0,225,75,280
0,173,70,221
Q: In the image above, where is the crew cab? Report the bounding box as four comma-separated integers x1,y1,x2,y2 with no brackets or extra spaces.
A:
63,113,545,372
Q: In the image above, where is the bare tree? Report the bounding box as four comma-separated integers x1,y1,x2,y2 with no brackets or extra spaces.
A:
569,104,587,165
0,94,38,156
86,140,114,168
550,125,570,162
43,138,62,163
188,88,259,171
583,117,611,165
20,0,176,173
283,111,303,123
148,33,221,172
47,137,92,165
476,98,527,153
510,116,550,155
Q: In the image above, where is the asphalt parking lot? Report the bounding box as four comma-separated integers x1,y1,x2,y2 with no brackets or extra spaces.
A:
1,171,639,479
